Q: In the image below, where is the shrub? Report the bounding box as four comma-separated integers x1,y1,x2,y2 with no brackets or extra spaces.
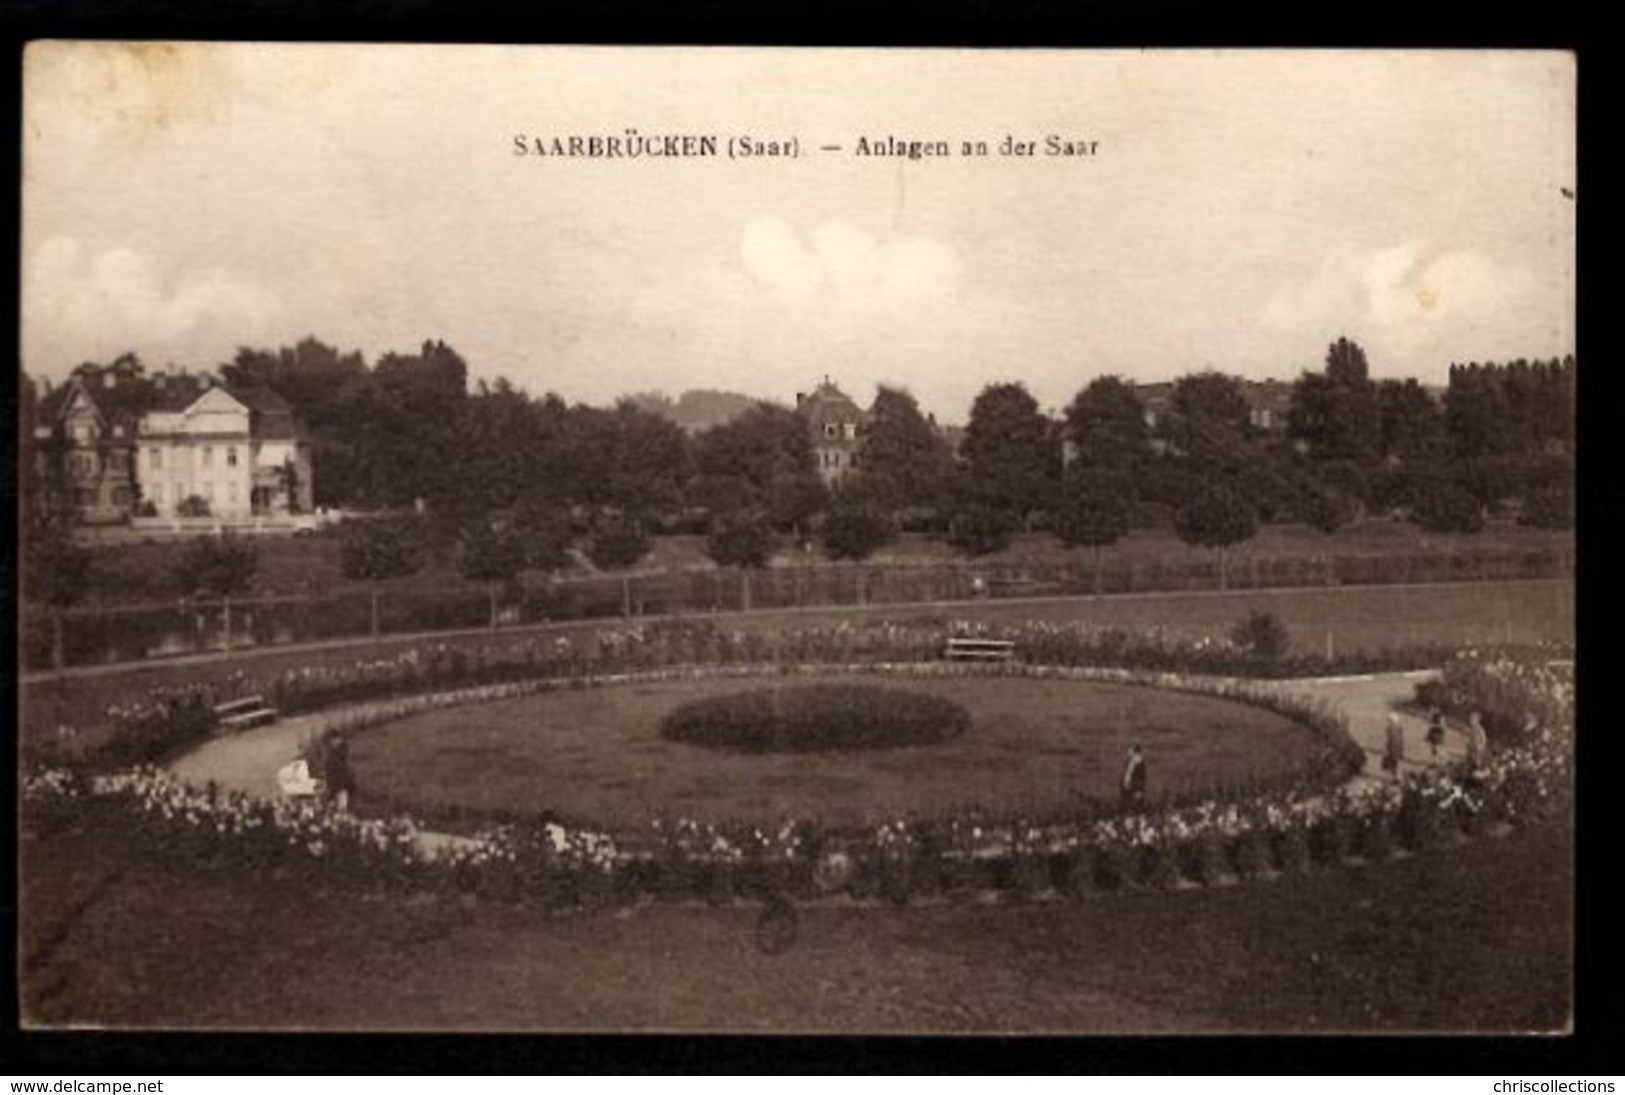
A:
1230,611,1289,659
171,534,258,598
945,503,1015,556
1412,477,1485,534
1519,483,1574,530
704,512,775,569
1298,485,1356,534
821,506,894,561
662,683,970,753
177,494,211,518
587,515,650,570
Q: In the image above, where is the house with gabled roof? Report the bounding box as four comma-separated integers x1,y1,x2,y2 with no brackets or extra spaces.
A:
795,377,869,483
30,359,313,526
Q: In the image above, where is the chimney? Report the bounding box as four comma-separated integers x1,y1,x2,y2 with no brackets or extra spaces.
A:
795,392,806,409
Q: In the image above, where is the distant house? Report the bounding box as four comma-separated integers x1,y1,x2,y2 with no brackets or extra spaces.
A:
139,380,313,520
1133,377,1294,436
795,378,869,483
30,360,313,526
32,359,161,525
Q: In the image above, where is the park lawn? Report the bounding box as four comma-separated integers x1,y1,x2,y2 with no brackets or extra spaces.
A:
21,579,1573,745
348,675,1323,829
66,520,1573,606
18,811,1571,1034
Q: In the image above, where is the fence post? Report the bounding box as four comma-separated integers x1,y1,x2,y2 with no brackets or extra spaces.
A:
621,575,632,620
222,597,232,651
1325,629,1335,663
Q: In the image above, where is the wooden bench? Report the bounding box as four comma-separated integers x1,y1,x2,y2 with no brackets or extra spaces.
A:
214,694,279,732
944,637,1017,662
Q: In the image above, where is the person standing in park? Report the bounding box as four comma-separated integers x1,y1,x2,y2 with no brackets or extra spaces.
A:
1120,745,1147,811
1465,712,1489,773
1426,708,1447,762
1382,712,1406,778
324,731,356,813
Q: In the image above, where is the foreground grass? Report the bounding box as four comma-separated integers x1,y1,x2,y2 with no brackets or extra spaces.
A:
21,579,1573,737
351,675,1322,827
19,812,1571,1033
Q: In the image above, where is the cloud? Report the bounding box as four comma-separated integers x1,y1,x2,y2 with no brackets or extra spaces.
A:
24,236,279,370
738,218,961,319
1262,242,1535,360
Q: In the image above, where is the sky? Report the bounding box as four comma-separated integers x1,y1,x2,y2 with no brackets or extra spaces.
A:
22,44,1575,421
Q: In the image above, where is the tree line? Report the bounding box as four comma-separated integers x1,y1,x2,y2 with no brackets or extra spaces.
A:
21,335,1574,630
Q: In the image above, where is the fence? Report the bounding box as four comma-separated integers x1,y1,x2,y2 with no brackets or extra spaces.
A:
19,542,1573,672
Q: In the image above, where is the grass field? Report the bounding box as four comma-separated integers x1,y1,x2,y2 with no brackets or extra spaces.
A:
67,520,1574,606
350,675,1323,828
20,579,1573,738
19,811,1571,1033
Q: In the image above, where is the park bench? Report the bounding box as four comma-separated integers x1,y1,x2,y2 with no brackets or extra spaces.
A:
214,694,279,732
944,637,1017,662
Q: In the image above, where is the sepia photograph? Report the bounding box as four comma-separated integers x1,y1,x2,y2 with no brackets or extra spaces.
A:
17,43,1575,1034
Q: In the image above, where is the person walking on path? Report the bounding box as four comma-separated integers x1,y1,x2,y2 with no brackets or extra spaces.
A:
1426,708,1447,762
1382,712,1406,778
324,731,356,813
1120,745,1147,811
1465,711,1489,773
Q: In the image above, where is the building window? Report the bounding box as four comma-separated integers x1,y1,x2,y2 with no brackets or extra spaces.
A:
203,483,215,503
227,447,238,467
152,484,165,505
202,445,213,467
849,452,859,467
112,486,133,505
824,423,837,438
843,423,857,440
150,447,162,469
228,483,238,505
75,488,93,507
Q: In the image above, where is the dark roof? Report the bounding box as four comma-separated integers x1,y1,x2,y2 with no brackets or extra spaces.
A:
797,380,867,430
34,367,303,441
230,385,301,440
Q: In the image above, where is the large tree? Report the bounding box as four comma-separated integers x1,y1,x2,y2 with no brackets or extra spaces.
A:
223,338,369,508
960,382,1057,523
21,511,92,672
1163,372,1253,473
1063,375,1150,477
1053,467,1131,595
693,403,813,496
1377,378,1448,464
854,386,955,514
1173,484,1258,590
1287,337,1382,464
690,402,823,532
568,402,691,517
340,518,423,639
455,518,525,628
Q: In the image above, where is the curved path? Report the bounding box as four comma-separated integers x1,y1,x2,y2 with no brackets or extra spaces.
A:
167,667,1459,860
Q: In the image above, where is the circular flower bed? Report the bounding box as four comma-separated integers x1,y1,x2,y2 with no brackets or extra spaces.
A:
660,682,970,753
19,630,1574,915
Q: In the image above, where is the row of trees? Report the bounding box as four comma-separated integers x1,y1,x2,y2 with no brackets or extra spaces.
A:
22,336,1575,633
